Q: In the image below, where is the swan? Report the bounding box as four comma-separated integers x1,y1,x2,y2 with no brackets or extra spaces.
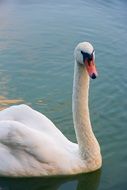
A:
0,42,102,177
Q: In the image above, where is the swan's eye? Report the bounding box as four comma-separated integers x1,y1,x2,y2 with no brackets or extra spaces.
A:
81,51,84,55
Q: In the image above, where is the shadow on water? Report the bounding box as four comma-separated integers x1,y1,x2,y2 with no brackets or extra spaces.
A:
0,170,101,190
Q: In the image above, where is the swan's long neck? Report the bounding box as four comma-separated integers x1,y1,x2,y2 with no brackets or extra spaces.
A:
73,61,101,162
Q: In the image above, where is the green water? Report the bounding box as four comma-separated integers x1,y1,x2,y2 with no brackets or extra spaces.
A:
0,0,127,189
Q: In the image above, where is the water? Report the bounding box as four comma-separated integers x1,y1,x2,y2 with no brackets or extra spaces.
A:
0,0,127,189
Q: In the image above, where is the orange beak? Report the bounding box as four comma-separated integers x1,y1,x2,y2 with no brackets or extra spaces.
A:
85,59,98,79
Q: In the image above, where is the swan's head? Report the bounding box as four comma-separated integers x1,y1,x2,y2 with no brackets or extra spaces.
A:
74,42,98,79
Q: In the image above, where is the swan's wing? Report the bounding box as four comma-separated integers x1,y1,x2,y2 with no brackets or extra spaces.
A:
0,120,77,176
0,120,65,162
0,104,57,132
0,105,71,146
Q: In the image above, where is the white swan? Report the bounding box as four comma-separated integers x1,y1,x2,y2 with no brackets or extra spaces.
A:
0,42,102,177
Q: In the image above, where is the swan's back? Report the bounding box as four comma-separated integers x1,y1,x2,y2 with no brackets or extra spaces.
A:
0,104,69,143
0,104,57,132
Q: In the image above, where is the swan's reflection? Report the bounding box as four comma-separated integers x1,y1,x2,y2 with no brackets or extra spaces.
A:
0,170,101,190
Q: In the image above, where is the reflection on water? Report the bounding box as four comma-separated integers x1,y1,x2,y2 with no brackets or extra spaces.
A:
0,170,101,190
0,96,24,110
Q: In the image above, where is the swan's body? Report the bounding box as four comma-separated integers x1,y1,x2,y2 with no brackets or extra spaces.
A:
0,42,102,177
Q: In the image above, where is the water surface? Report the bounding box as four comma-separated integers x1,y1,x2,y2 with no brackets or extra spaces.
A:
0,0,127,189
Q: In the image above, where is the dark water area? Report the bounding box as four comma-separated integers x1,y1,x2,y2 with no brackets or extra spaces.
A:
0,171,101,190
0,0,127,189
